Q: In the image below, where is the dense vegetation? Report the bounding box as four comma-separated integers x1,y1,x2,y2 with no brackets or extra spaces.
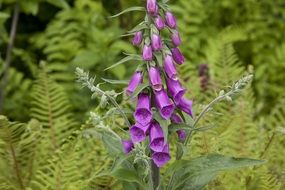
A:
0,0,284,189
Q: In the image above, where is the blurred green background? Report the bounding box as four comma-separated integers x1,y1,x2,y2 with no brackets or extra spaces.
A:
0,0,284,189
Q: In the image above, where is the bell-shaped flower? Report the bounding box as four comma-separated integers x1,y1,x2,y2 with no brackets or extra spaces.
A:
171,47,185,65
155,89,175,119
143,44,153,61
149,122,165,152
177,97,193,116
165,12,176,28
147,0,158,15
151,34,163,51
171,31,181,47
122,139,134,153
166,78,186,103
149,67,162,91
164,55,177,80
155,16,165,30
126,71,143,95
132,31,143,46
171,114,186,141
152,144,171,167
134,93,152,126
130,123,150,143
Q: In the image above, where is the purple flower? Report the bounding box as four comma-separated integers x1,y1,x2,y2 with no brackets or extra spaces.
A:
151,34,163,51
171,114,186,141
134,93,152,126
149,122,165,152
147,0,157,15
143,44,153,61
126,71,143,95
177,97,193,116
166,78,186,103
122,140,134,153
171,31,181,47
171,47,185,65
155,16,165,30
152,144,171,167
165,12,176,28
164,55,177,80
130,123,150,143
155,89,175,119
132,31,143,46
149,67,162,91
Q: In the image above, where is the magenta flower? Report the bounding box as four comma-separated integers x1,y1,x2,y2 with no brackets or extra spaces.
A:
149,67,162,91
177,97,193,116
155,89,175,119
171,31,181,47
149,122,165,152
126,71,143,95
165,12,176,28
166,78,186,103
151,34,163,51
155,16,165,30
143,44,153,61
171,47,185,65
134,93,152,126
164,55,177,80
130,123,150,143
122,140,134,153
132,31,143,46
152,144,171,167
147,0,157,15
171,114,186,141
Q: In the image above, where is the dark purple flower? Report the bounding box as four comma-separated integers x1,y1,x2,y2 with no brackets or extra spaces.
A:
152,144,171,167
171,47,185,65
132,31,143,46
149,67,162,91
164,55,177,80
149,122,165,152
155,89,175,119
143,44,153,61
171,31,181,47
155,16,165,30
126,71,143,95
134,93,152,126
171,114,187,141
147,0,157,15
122,140,134,153
165,12,176,28
177,130,186,140
130,123,150,143
151,34,162,51
166,78,186,103
177,97,193,116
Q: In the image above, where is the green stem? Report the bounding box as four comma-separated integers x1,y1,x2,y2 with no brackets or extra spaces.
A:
151,160,160,190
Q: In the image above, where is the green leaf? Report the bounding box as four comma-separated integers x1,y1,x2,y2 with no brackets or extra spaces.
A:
101,132,122,156
128,22,148,34
128,82,149,100
167,154,266,190
104,55,142,71
110,6,145,18
168,123,192,133
45,0,69,9
102,78,129,85
111,168,144,185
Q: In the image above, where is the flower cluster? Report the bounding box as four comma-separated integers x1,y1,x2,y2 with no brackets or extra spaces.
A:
123,0,193,167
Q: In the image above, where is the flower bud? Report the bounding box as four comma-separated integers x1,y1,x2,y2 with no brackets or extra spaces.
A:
134,93,152,126
164,55,177,80
149,67,162,91
147,0,158,15
122,140,134,153
171,114,186,141
143,44,153,61
155,89,175,119
132,31,143,46
152,144,171,167
171,47,185,65
130,123,150,143
166,78,186,103
165,12,176,28
151,34,163,51
149,122,165,152
154,16,165,30
126,71,143,95
171,31,181,47
177,98,193,116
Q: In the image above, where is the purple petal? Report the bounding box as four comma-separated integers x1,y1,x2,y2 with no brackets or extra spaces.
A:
149,122,164,151
122,140,134,153
132,31,143,46
130,123,150,143
155,89,175,119
171,47,185,65
149,67,162,91
171,30,181,47
177,130,186,141
165,12,176,28
134,93,152,126
147,0,158,15
170,113,183,124
126,72,143,95
152,144,171,167
155,16,165,30
143,45,153,61
164,55,177,80
177,98,193,116
151,34,163,51
166,78,186,103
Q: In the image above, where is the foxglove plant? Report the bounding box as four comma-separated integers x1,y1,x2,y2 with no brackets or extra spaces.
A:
76,1,265,189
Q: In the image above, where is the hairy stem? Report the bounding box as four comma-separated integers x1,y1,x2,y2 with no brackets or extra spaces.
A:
0,1,20,112
151,160,160,190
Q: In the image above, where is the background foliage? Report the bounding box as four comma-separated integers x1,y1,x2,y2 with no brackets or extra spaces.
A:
0,0,284,189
